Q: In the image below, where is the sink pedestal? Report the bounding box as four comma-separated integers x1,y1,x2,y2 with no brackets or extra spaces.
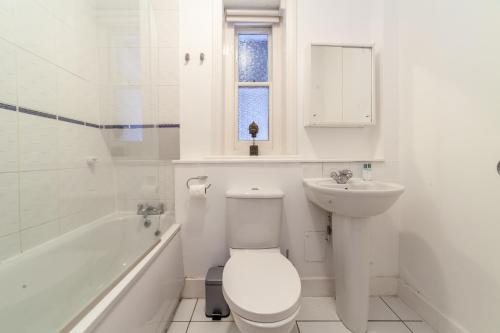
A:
333,215,370,333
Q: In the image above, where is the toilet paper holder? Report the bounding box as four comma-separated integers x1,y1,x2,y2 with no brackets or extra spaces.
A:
186,176,212,193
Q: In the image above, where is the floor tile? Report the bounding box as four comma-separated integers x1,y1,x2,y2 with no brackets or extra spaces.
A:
367,322,411,332
298,321,351,333
187,322,239,333
382,297,422,321
191,299,233,322
173,299,197,321
369,297,399,321
297,297,339,321
167,322,189,333
405,322,437,333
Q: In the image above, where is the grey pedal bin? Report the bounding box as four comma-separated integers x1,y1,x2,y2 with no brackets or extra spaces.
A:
205,266,230,320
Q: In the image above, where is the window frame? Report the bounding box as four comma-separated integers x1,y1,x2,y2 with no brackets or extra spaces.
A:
224,23,283,155
235,27,272,145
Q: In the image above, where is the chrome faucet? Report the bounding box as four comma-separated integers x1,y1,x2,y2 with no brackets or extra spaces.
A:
331,169,353,184
137,203,165,218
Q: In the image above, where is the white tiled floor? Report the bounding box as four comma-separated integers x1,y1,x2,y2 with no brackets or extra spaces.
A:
166,297,437,333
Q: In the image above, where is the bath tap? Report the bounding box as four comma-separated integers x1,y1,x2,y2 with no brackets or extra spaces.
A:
137,203,165,217
331,169,353,184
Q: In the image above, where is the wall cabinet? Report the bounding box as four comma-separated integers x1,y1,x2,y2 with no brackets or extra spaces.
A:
306,44,374,127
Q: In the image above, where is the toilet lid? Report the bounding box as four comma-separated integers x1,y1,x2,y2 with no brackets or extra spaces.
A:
222,252,301,323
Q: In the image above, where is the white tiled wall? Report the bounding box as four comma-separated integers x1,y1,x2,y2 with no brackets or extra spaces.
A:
97,0,179,126
0,0,114,262
98,0,180,224
0,0,180,262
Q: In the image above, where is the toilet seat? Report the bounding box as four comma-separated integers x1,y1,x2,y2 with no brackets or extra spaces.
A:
222,251,301,323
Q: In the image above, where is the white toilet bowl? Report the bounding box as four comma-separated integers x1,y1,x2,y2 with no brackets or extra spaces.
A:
223,249,301,333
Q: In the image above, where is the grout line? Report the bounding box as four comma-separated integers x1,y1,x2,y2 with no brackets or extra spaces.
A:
189,299,198,322
380,297,415,333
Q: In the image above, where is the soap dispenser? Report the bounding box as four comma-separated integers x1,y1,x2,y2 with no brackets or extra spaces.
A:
362,163,372,181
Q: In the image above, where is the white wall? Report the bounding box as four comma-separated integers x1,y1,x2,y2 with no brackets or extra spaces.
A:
396,0,500,332
0,0,115,261
296,0,397,161
175,0,402,295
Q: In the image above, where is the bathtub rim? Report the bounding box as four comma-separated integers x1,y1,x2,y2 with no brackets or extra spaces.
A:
68,223,181,333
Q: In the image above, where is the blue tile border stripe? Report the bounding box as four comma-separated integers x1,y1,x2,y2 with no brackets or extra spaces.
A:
1,103,180,129
104,124,130,129
85,122,100,129
157,124,180,128
0,102,16,111
130,124,155,129
58,116,85,126
19,107,57,119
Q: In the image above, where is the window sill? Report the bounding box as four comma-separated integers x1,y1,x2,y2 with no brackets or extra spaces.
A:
173,156,385,164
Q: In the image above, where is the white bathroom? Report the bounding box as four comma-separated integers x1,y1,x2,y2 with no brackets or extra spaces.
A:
0,0,499,333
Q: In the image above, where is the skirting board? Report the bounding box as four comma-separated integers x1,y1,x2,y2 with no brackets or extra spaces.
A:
182,276,398,298
398,279,469,333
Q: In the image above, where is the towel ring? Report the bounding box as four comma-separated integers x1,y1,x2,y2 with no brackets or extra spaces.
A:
186,176,212,193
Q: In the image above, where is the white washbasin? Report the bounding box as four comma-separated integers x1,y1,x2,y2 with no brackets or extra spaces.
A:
303,177,405,333
303,178,405,218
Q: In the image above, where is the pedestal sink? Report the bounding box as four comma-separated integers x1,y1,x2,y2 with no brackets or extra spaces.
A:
303,178,404,333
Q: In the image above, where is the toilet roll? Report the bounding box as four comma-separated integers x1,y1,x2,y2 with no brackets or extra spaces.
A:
189,184,206,198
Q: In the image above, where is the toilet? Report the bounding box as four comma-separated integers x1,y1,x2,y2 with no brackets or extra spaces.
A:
222,187,301,333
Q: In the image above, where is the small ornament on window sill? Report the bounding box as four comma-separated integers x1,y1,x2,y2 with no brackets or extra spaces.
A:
249,121,259,156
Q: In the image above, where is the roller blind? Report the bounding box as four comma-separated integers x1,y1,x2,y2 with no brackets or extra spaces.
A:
225,9,281,23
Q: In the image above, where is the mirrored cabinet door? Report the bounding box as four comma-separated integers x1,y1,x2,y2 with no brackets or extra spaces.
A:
307,44,374,127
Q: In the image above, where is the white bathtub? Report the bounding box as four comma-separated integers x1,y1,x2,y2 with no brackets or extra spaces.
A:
0,213,184,333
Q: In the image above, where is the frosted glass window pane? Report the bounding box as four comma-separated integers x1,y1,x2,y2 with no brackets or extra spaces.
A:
238,34,268,82
238,87,269,141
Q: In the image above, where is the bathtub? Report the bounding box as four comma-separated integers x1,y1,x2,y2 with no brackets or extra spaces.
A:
0,213,184,333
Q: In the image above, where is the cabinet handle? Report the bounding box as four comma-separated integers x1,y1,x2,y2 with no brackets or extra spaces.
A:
184,53,190,63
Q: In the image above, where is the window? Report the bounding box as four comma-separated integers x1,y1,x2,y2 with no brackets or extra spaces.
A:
236,30,271,141
224,23,282,155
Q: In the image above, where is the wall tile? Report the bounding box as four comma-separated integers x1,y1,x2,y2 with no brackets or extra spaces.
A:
108,47,152,85
302,163,323,178
56,69,80,120
54,20,78,73
0,233,21,262
57,121,83,169
158,128,180,160
159,163,175,211
0,173,19,237
108,85,157,124
0,39,18,105
15,0,56,62
58,168,86,217
158,85,179,124
151,0,178,11
0,0,17,44
17,50,58,114
19,113,58,171
0,109,19,172
115,164,160,211
21,220,59,251
156,48,179,85
20,170,59,229
153,11,179,48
